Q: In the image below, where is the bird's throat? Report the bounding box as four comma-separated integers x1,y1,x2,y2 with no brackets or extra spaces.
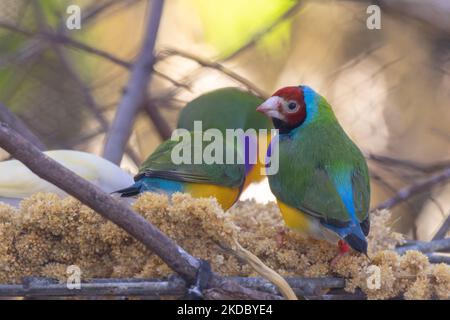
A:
272,118,303,135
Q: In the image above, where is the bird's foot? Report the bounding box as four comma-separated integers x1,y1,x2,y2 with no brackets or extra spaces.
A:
330,239,350,267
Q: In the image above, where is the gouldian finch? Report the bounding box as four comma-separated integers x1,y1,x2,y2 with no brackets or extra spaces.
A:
116,131,246,211
177,88,273,189
0,150,134,206
256,85,370,255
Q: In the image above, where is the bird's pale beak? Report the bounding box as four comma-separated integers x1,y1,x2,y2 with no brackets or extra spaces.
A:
256,96,284,120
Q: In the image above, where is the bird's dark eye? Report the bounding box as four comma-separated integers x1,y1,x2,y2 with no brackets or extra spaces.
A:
288,102,297,110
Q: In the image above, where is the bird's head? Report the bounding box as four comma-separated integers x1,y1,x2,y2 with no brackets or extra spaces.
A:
257,85,324,134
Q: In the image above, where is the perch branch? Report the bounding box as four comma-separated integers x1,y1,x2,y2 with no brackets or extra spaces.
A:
0,102,45,150
396,238,450,255
0,122,283,300
103,0,164,164
0,276,348,298
432,213,450,241
373,166,450,211
426,254,450,265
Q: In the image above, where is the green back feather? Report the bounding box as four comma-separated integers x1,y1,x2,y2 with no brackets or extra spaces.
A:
138,131,246,188
177,87,272,133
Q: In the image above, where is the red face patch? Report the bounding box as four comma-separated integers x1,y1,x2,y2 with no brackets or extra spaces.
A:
272,86,306,127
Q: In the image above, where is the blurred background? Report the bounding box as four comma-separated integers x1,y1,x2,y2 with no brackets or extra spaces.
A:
0,0,449,241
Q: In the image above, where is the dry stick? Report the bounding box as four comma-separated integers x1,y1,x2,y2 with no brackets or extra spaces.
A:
396,238,450,255
373,167,450,211
143,99,172,140
432,213,450,241
161,48,268,99
367,153,450,174
0,276,345,298
426,254,450,265
231,240,297,300
0,123,281,300
0,102,45,150
102,0,164,164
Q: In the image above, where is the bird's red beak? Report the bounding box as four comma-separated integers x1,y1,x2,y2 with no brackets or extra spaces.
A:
256,96,284,120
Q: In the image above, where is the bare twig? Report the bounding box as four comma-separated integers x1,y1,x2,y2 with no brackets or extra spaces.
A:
161,48,268,98
0,122,284,300
0,102,45,150
367,153,450,174
396,238,450,255
373,167,450,211
103,0,164,164
432,213,450,241
0,275,349,298
0,21,184,90
426,254,450,265
143,99,172,140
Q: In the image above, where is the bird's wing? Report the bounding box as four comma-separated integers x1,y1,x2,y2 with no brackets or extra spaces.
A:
295,166,369,226
137,133,245,188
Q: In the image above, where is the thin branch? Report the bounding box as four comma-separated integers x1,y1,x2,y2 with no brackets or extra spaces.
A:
432,213,450,241
367,153,450,174
396,238,450,255
160,48,268,98
373,167,450,211
0,276,347,298
426,254,450,265
0,122,284,300
102,0,164,164
0,102,45,150
143,99,172,140
0,20,184,90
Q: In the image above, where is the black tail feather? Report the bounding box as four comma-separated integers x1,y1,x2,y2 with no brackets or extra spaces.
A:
113,186,141,197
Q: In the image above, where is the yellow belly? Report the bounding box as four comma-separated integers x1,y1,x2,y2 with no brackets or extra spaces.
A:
277,200,312,233
185,183,240,211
